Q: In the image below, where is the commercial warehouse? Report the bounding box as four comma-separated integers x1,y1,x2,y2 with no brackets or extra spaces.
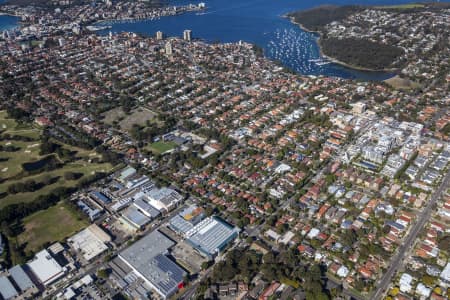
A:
169,205,205,235
68,224,111,262
146,187,183,213
185,216,240,259
121,206,151,229
118,230,186,299
27,249,66,286
0,276,18,300
9,265,37,295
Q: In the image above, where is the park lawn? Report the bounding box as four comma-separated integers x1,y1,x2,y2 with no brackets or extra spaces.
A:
30,40,44,47
17,201,89,255
102,107,127,126
0,161,113,209
103,107,160,132
384,75,421,90
118,107,159,131
147,141,177,154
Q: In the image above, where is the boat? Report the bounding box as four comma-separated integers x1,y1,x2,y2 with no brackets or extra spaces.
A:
316,61,331,66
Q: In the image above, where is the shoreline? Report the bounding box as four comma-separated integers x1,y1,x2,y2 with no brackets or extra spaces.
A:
94,7,204,25
285,14,398,74
0,11,21,18
0,4,205,31
0,12,20,31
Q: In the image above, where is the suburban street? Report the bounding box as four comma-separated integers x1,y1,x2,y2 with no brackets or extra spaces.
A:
372,169,450,300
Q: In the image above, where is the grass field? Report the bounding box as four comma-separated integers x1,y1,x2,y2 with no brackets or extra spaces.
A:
146,141,177,154
0,138,113,209
103,107,159,133
17,201,88,255
384,75,421,90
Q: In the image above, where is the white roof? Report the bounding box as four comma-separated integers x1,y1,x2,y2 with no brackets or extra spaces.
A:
440,262,450,282
307,228,320,239
81,274,94,285
27,249,65,286
337,266,349,278
279,231,295,244
399,273,413,293
416,283,431,297
400,273,413,284
265,229,280,241
275,163,291,174
68,226,108,261
63,287,76,300
148,198,166,211
0,276,18,300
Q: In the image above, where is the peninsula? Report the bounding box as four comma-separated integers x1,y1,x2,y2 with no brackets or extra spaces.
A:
288,3,450,72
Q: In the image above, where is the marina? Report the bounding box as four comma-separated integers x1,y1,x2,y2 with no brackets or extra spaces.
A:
266,28,333,73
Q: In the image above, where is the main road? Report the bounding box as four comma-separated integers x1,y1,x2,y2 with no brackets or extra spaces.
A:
371,169,450,300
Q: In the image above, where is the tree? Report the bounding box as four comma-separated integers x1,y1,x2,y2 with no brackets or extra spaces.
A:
64,171,82,181
40,139,59,155
389,287,400,296
422,275,436,286
302,264,329,299
262,252,275,264
438,234,450,250
201,261,212,270
341,229,358,247
41,175,54,186
325,174,336,185
97,268,110,279
433,286,442,295
1,222,13,237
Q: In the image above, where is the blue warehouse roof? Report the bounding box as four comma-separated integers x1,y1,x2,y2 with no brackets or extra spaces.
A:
186,216,239,259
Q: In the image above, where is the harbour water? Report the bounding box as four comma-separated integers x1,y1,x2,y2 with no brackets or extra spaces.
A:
0,0,18,31
0,14,17,31
97,0,431,80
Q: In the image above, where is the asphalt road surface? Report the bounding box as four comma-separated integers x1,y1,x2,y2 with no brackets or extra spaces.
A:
372,169,450,300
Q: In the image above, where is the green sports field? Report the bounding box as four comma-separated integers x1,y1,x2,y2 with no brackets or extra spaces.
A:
17,201,88,255
146,141,177,154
